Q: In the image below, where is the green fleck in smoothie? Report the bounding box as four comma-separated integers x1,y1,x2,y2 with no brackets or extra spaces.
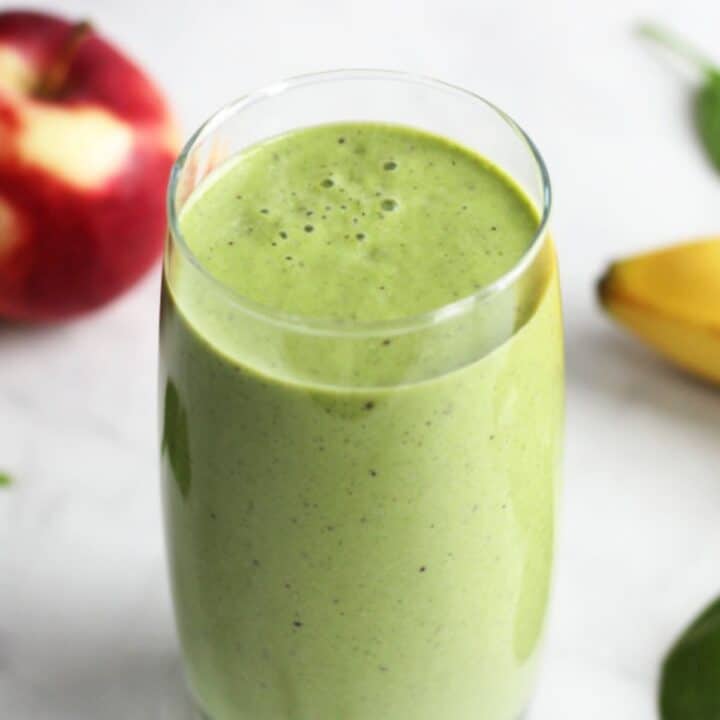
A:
160,122,563,720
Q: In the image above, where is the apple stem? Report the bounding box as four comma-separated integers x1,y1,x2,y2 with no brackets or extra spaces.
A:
35,21,93,99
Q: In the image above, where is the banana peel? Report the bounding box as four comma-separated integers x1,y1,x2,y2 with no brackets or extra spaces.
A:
597,238,720,384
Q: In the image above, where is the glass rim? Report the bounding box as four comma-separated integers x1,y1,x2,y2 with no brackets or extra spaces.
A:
167,68,553,338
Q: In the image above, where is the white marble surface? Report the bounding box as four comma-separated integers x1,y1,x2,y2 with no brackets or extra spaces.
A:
2,0,720,717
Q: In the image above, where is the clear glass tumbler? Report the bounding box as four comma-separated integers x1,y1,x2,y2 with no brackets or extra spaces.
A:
160,70,564,720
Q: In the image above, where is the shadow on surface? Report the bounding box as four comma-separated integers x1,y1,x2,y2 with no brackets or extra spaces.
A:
0,321,68,346
567,321,720,440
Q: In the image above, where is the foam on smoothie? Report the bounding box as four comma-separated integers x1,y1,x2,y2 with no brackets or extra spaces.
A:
179,123,538,322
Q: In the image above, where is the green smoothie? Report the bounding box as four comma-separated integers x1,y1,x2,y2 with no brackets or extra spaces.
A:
160,122,563,720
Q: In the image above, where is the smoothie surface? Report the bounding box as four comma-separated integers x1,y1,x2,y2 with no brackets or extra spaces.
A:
179,123,538,323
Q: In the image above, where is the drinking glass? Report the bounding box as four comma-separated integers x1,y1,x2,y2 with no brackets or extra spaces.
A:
160,70,564,720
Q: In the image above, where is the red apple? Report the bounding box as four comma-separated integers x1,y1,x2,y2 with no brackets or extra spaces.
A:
0,10,179,322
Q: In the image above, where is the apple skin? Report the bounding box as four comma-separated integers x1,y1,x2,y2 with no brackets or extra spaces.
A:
0,11,179,322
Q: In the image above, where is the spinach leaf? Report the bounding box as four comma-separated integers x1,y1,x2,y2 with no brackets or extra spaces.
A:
697,72,720,171
639,23,720,172
660,595,720,719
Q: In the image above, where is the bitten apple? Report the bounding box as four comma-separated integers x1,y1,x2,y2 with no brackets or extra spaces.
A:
0,10,179,322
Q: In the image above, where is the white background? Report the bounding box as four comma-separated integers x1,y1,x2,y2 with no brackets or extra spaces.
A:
2,0,720,718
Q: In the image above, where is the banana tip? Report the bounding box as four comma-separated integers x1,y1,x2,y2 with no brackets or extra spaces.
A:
596,266,614,308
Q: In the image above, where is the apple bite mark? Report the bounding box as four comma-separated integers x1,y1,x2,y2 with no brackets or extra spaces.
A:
17,100,134,191
0,46,35,94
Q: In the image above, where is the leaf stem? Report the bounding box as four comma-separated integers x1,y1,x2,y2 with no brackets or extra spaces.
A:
637,22,717,75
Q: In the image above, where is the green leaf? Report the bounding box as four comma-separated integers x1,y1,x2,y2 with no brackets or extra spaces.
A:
660,595,720,719
697,73,720,171
638,23,720,172
0,472,12,487
161,380,192,499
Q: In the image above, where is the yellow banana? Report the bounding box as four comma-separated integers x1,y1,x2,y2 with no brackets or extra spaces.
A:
597,238,720,384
